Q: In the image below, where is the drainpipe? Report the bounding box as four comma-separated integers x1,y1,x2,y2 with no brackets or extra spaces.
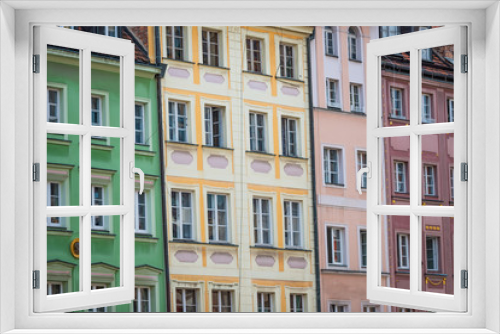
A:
307,28,322,313
154,26,171,312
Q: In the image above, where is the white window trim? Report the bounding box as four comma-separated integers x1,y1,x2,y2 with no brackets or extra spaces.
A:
283,200,303,249
133,286,152,313
248,111,267,152
397,233,410,270
326,78,340,108
324,26,338,57
394,161,408,193
358,227,367,269
321,144,346,188
355,148,368,190
325,224,348,267
252,197,273,246
134,98,151,147
350,83,364,113
168,100,189,143
171,190,194,240
165,26,186,61
134,190,148,234
328,300,351,313
206,193,230,243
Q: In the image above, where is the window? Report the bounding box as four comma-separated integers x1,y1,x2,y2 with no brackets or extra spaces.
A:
135,103,146,144
133,287,151,312
47,182,62,226
394,161,408,193
202,29,220,67
426,236,439,271
168,101,188,143
357,150,367,189
324,27,338,56
279,43,295,78
422,94,433,123
380,26,400,38
89,285,108,312
91,95,102,126
91,186,105,229
327,226,345,266
284,201,302,248
326,79,340,108
450,167,454,200
329,303,348,312
135,191,147,233
324,147,343,185
448,99,454,122
419,27,433,61
212,290,232,312
47,88,60,123
363,305,380,313
207,193,229,243
166,26,185,60
350,84,363,113
348,27,360,61
47,282,63,295
281,117,298,157
249,112,266,152
257,292,274,312
96,26,118,37
176,289,197,312
253,198,272,246
204,106,224,147
424,165,437,196
171,191,193,240
359,230,367,268
290,294,305,312
246,37,262,73
390,88,404,118
397,233,410,269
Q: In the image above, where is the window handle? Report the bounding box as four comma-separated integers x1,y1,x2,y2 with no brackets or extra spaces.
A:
130,162,145,194
356,162,371,195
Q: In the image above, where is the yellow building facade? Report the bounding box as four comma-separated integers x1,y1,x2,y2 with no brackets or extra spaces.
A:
158,26,316,312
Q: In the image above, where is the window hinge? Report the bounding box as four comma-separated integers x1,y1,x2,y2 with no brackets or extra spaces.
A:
33,54,40,73
461,162,468,181
33,163,40,182
33,270,40,289
461,54,468,73
461,270,468,289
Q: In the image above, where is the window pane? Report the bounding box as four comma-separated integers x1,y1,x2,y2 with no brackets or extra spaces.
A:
381,51,410,126
91,215,121,287
91,136,121,205
380,136,410,205
91,51,121,127
382,215,410,291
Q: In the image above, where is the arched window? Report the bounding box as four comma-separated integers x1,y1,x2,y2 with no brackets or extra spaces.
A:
348,27,361,61
324,26,338,56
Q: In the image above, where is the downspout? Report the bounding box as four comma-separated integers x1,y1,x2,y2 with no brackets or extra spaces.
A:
307,28,322,312
154,26,171,312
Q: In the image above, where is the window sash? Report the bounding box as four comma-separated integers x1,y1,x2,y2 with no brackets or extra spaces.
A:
327,80,339,107
166,26,185,60
246,38,262,73
281,117,297,157
424,165,436,196
212,290,232,312
205,106,223,147
91,95,102,126
91,186,105,229
284,201,302,248
135,191,147,233
360,230,367,268
324,29,337,56
390,88,404,118
135,103,145,144
253,198,272,246
327,227,345,265
395,162,407,193
350,84,362,112
177,289,197,312
421,94,433,123
171,191,193,240
279,43,295,78
330,303,348,312
202,29,220,67
47,88,60,123
448,99,454,122
397,234,410,269
348,29,358,60
357,151,367,189
426,237,439,271
207,193,229,242
133,287,151,313
257,292,273,312
290,294,304,312
324,148,341,185
168,101,188,143
249,112,266,152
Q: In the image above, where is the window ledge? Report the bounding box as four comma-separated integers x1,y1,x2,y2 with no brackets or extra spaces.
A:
321,268,377,275
47,137,72,146
135,149,156,157
246,150,276,157
135,234,158,243
251,245,312,252
325,53,339,58
349,58,363,63
325,182,345,188
279,155,308,161
47,227,73,236
202,145,234,151
198,63,230,71
389,116,410,122
166,140,198,148
91,231,116,239
351,110,366,116
243,70,272,78
91,143,114,151
425,272,447,277
163,57,195,65
170,239,239,248
276,76,305,84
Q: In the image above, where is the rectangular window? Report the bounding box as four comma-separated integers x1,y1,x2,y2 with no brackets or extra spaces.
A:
47,182,62,226
135,103,145,144
202,29,220,67
133,287,151,313
357,150,367,189
390,87,404,118
171,191,193,240
422,94,434,123
257,292,274,312
246,38,262,73
324,148,343,185
96,26,118,37
326,79,339,108
424,165,437,196
284,201,302,248
166,26,185,60
394,161,408,193
380,26,400,38
450,167,454,200
363,305,380,312
281,117,298,157
329,303,348,312
168,101,188,143
91,186,104,229
91,95,102,126
47,282,63,295
360,230,367,268
207,193,229,243
212,290,232,312
448,99,454,122
135,191,147,233
176,289,197,312
324,28,337,56
327,226,345,266
290,294,305,312
89,285,108,312
348,30,358,60
249,112,266,152
397,233,410,269
350,84,363,113
253,198,272,246
279,43,295,78
204,106,223,147
47,88,60,123
426,236,439,271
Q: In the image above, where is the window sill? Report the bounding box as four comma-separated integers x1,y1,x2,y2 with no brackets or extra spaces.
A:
389,116,410,122
47,227,73,236
198,63,230,71
326,105,342,110
279,155,308,161
202,145,234,151
91,143,114,151
135,234,158,243
243,70,273,78
350,110,366,116
325,53,339,58
47,137,72,146
166,140,198,148
325,182,345,188
349,58,363,63
91,231,116,239
276,76,305,84
246,150,275,157
170,239,239,248
162,57,195,65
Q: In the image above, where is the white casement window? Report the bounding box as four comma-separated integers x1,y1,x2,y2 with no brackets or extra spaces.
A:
91,95,103,126
176,288,197,312
89,285,108,312
450,167,454,200
327,226,345,266
426,236,440,271
166,26,185,60
279,43,295,78
356,150,367,189
212,290,232,312
363,304,380,312
394,161,408,193
249,112,266,152
257,292,274,312
91,186,105,230
207,193,229,243
135,103,146,144
47,88,60,123
171,191,193,240
359,229,367,268
46,182,62,226
324,27,338,56
350,84,363,113
281,117,298,157
390,87,404,118
168,101,188,143
380,26,400,38
448,99,454,122
421,94,433,123
47,282,63,295
397,233,410,269
134,191,147,233
246,37,263,73
348,27,361,61
202,29,220,67
133,287,151,312
329,303,349,312
326,79,340,108
204,106,224,147
424,165,437,196
284,200,302,248
324,147,343,186
253,198,272,246
290,294,305,312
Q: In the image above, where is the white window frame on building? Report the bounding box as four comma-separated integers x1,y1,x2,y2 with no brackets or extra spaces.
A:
201,28,221,67
359,229,367,268
289,294,305,312
249,112,266,152
212,290,233,312
246,37,263,73
256,292,274,313
426,236,440,271
171,190,194,240
356,150,367,189
168,101,188,143
176,288,198,312
283,200,302,249
165,26,185,61
207,193,229,243
91,185,106,230
380,26,400,38
348,27,361,61
46,181,63,227
350,83,363,113
323,147,344,186
134,190,147,233
448,98,454,122
281,117,298,157
326,79,340,108
324,26,338,56
47,281,64,295
329,301,350,312
204,106,224,147
47,87,60,123
397,233,410,269
424,164,437,196
91,95,103,127
326,226,346,267
89,284,108,312
253,197,272,246
390,87,404,118
133,286,151,313
279,43,295,78
134,103,146,145
394,161,408,193
421,93,434,123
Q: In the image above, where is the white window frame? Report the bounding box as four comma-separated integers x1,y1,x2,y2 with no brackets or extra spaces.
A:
171,190,194,240
134,103,145,144
133,286,151,313
283,200,302,249
134,190,147,233
448,98,455,122
289,293,305,312
47,87,60,123
397,233,410,269
91,185,106,230
176,288,198,312
326,225,346,266
207,193,229,243
421,93,434,123
390,87,404,118
256,292,274,313
359,229,367,268
328,301,350,312
46,181,62,227
350,83,363,113
91,95,103,126
204,106,224,147
89,284,108,312
168,101,188,143
281,117,298,157
326,79,340,108
165,26,186,61
356,149,367,189
249,112,266,152
323,147,343,186
253,197,272,246
348,27,361,61
246,37,263,73
324,27,338,56
394,161,408,193
426,236,440,271
201,28,221,67
212,290,233,312
424,164,437,196
380,26,400,38
279,43,295,78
